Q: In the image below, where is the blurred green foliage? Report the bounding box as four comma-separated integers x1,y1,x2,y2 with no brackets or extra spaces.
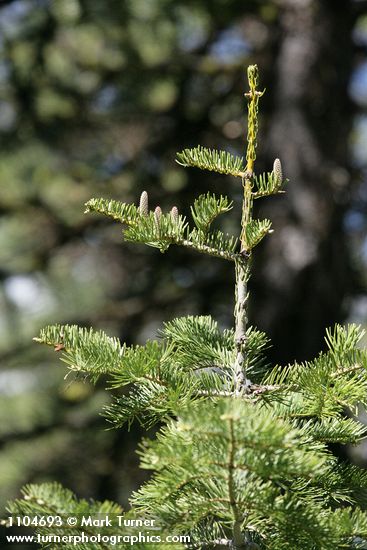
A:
0,0,269,517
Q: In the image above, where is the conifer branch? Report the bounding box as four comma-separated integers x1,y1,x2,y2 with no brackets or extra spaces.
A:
176,146,245,178
33,316,270,428
244,218,273,249
191,193,233,234
85,197,139,225
86,196,238,261
180,232,238,261
264,324,367,423
34,324,125,382
132,399,356,548
252,171,286,199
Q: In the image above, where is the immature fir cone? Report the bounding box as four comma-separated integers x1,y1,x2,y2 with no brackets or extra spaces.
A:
139,191,149,216
154,206,162,230
273,158,283,186
170,206,179,223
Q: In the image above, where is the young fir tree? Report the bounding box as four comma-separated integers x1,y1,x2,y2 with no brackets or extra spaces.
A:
6,65,367,549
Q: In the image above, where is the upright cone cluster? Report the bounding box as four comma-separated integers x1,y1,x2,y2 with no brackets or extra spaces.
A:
138,191,180,229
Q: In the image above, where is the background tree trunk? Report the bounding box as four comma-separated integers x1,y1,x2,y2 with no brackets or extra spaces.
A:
253,0,356,363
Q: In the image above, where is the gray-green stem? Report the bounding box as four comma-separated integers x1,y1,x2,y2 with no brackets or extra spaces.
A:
233,256,250,392
233,178,252,393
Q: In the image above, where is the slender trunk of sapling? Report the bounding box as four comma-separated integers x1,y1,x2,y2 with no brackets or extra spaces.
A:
233,65,260,394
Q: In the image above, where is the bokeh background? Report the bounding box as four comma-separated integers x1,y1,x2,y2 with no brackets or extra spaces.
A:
1,0,367,540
